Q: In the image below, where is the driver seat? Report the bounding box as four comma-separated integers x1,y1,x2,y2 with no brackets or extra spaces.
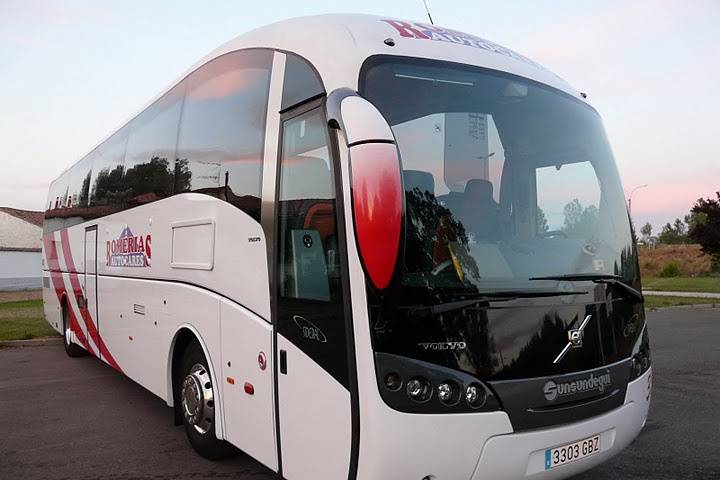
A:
461,179,501,242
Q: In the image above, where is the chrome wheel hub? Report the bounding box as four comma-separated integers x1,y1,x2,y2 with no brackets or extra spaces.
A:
181,363,214,434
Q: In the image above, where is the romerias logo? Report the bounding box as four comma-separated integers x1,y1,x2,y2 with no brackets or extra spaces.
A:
106,226,151,268
382,19,544,69
543,372,612,402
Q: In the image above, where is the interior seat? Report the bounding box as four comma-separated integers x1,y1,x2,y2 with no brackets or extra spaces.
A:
460,179,501,242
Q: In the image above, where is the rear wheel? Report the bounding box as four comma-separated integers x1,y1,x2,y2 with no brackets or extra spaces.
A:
178,342,235,460
62,303,86,358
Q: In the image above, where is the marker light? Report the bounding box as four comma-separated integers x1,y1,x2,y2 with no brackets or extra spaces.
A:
406,377,432,402
350,142,403,291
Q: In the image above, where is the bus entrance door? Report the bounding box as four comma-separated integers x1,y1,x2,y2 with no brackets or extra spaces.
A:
274,105,355,480
83,226,99,355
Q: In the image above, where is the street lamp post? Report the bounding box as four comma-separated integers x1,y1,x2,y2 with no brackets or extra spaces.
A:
628,184,649,217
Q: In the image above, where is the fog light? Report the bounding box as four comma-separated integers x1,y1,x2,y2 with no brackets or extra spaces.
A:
640,353,650,371
384,372,402,391
466,383,487,408
406,377,431,402
632,357,643,378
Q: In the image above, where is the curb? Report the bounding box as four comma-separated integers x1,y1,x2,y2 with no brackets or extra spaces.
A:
0,336,62,349
643,290,720,299
647,303,718,312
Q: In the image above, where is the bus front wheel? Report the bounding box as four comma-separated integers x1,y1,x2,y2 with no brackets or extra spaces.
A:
177,342,235,460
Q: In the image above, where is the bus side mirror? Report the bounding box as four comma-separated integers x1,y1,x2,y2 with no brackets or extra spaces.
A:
325,89,403,291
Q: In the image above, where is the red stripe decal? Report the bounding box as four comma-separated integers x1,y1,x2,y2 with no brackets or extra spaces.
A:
44,235,92,353
59,229,123,373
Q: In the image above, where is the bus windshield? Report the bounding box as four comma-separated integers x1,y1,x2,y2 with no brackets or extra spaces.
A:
362,57,638,297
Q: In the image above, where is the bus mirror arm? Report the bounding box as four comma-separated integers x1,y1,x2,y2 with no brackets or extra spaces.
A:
325,88,396,147
326,88,359,134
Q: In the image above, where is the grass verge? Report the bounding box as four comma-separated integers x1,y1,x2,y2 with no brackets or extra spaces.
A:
643,276,720,293
644,295,718,310
0,299,58,341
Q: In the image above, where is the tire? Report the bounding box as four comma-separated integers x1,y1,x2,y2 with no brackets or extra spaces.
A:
178,342,236,460
62,303,86,358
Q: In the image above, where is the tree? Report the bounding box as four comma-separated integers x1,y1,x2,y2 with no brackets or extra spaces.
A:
536,207,549,234
688,192,720,272
657,217,689,245
640,222,652,239
562,199,598,237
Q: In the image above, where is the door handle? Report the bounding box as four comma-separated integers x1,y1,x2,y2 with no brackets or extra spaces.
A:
77,295,85,309
279,349,287,375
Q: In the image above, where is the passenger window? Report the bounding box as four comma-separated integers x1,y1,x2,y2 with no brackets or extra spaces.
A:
278,110,338,301
281,54,325,111
275,108,349,386
89,127,130,217
123,82,184,207
175,50,272,221
535,161,601,237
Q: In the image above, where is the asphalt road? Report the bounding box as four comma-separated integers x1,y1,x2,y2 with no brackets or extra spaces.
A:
1,306,718,480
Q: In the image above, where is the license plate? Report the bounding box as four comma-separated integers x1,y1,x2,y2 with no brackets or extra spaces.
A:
545,435,600,470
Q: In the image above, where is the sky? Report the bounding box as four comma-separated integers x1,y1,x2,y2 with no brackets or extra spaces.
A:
1,0,718,233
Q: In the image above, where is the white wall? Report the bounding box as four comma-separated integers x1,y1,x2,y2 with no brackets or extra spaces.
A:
0,212,42,250
0,251,42,291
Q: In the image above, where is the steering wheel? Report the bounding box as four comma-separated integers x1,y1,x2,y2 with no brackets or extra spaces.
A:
431,259,453,276
540,230,568,239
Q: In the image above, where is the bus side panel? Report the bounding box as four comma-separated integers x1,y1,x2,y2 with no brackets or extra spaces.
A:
96,194,271,323
41,270,62,334
97,275,222,403
219,299,277,471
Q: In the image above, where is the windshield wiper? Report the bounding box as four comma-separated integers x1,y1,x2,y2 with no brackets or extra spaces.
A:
404,289,588,319
529,273,643,303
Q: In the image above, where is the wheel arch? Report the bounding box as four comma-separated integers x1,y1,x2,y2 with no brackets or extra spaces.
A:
166,324,226,440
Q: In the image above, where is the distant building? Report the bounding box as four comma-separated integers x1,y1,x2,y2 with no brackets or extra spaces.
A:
0,207,44,291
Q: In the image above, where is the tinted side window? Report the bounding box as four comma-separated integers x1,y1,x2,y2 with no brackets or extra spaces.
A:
281,54,324,111
44,156,93,233
176,50,272,221
89,127,129,218
123,82,184,208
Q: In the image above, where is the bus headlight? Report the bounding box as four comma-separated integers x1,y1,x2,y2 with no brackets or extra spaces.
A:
375,352,501,414
438,381,460,405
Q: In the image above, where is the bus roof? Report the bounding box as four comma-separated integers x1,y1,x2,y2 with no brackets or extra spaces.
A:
54,14,583,181
206,14,581,98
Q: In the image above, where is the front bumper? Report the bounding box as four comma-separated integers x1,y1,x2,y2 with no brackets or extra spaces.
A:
471,367,652,480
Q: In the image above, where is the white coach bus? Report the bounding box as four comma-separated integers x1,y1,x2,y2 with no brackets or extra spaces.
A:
42,14,652,480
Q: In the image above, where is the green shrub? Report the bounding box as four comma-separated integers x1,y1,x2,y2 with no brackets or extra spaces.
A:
711,254,720,274
659,261,681,277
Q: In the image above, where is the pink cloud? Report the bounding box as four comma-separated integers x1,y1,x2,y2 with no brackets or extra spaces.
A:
628,181,719,216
